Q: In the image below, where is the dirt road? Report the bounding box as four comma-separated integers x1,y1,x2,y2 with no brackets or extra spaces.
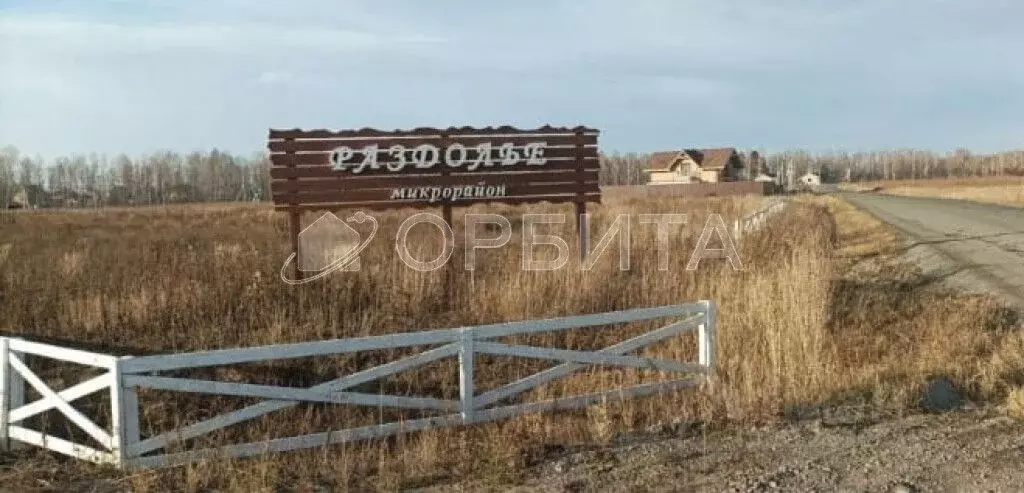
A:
424,406,1024,492
841,192,1024,310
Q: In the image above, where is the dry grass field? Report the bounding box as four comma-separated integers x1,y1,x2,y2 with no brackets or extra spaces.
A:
859,176,1024,206
1,194,1023,492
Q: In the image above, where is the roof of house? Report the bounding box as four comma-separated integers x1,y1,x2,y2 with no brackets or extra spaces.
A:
645,148,738,171
646,151,686,171
683,148,737,170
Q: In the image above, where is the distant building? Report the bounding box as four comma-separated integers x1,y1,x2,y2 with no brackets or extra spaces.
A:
49,190,83,208
753,173,777,183
644,148,744,184
7,189,26,209
799,172,822,187
166,184,193,204
6,185,46,209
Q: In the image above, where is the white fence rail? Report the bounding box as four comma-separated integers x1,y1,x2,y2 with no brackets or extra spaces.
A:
733,198,786,241
1,301,716,469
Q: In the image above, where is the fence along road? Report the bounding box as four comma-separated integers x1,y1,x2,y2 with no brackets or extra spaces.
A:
1,301,716,469
733,197,787,242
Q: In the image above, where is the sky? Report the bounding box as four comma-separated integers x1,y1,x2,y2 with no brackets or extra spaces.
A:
0,0,1022,159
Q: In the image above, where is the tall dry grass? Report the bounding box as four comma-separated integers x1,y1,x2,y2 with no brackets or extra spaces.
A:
820,198,1024,410
0,194,1021,492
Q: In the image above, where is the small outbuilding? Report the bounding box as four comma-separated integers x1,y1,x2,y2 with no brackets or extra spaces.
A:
6,185,45,209
799,172,822,187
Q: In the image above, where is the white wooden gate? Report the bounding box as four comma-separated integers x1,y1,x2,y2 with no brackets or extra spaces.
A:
1,300,715,469
0,337,133,465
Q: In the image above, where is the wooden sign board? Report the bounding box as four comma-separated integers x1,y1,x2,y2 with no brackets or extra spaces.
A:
268,126,601,280
268,125,600,209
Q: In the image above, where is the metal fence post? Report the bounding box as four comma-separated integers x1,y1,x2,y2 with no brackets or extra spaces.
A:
109,357,140,468
458,329,475,424
697,300,716,379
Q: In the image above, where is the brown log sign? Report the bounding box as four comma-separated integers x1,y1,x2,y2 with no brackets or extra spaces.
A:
267,125,601,211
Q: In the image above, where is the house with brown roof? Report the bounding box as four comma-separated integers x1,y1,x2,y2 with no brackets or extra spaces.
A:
645,148,744,184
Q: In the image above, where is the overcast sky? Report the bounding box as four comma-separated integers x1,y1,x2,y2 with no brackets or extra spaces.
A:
1,0,1022,158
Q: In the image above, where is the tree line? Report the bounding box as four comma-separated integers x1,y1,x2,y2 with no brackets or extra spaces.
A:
763,148,1024,183
0,146,269,208
2,145,1022,208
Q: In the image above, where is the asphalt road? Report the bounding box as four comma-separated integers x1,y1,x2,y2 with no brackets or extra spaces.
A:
841,192,1024,310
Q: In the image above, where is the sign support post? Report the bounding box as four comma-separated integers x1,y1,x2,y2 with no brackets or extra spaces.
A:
575,128,590,261
284,135,303,283
289,211,301,282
